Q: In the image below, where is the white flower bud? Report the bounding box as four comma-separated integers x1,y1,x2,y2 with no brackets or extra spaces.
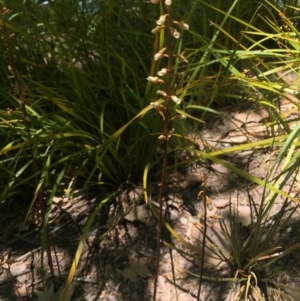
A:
156,90,167,97
151,102,166,120
150,102,160,108
165,0,172,5
152,25,164,34
156,14,168,26
158,134,171,140
171,95,182,104
171,28,180,39
154,47,167,61
147,76,165,83
147,76,158,82
173,21,189,30
157,68,167,76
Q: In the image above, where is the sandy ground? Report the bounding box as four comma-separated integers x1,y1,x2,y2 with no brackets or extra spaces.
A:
1,73,300,300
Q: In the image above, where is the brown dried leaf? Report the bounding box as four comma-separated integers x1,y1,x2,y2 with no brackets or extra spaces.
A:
120,256,151,282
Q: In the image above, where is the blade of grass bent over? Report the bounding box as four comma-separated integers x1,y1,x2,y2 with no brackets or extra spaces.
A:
59,190,118,301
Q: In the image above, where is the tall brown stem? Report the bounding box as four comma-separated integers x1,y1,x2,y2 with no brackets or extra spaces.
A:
152,4,173,301
197,185,208,300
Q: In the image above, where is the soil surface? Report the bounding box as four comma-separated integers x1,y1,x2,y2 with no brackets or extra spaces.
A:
1,74,300,300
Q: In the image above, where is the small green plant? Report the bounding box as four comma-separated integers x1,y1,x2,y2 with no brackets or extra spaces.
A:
218,170,300,300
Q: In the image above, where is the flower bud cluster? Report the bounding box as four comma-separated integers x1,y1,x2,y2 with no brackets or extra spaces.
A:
148,0,189,140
